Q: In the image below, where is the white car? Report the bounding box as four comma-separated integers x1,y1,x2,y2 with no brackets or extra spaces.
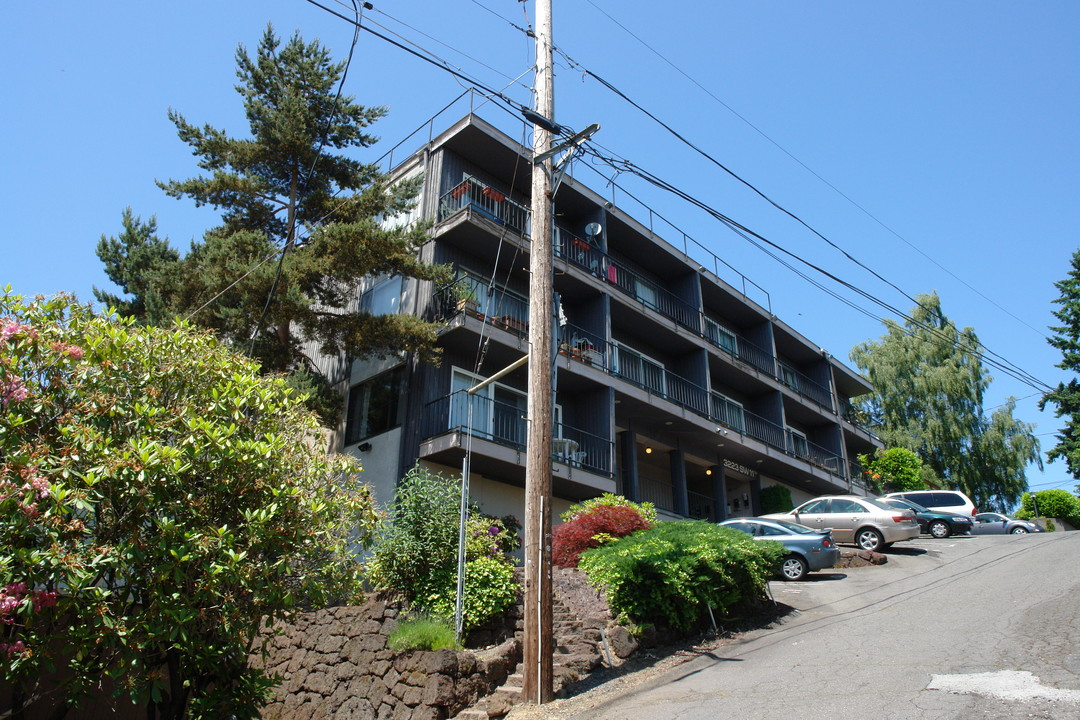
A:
884,490,977,518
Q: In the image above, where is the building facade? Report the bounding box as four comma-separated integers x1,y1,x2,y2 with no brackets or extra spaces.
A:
335,114,881,523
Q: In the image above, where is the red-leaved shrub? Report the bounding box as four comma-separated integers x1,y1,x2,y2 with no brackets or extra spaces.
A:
552,504,651,568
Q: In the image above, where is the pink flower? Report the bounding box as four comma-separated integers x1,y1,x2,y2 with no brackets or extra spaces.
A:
0,376,29,406
32,590,57,612
1,640,27,657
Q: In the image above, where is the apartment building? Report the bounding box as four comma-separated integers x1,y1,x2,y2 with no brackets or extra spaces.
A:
336,114,881,522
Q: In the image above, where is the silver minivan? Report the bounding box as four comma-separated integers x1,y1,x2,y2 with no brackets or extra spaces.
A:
884,490,977,518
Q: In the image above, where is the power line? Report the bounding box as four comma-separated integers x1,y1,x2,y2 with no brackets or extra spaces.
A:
578,0,1050,343
577,143,1052,393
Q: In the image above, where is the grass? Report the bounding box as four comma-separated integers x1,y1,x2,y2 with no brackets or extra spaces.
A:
387,615,461,652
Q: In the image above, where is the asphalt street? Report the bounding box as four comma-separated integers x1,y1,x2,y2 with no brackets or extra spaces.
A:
567,532,1080,720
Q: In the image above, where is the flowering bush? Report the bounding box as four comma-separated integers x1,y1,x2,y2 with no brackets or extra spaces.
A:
0,292,378,719
553,504,652,568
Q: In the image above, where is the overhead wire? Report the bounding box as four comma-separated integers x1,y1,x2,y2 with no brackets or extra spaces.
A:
576,142,1052,392
579,0,1049,343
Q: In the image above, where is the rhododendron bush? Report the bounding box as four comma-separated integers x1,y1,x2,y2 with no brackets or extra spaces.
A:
0,292,378,719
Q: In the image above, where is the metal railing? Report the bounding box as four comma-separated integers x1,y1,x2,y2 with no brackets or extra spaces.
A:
638,474,675,513
777,361,834,410
786,430,842,474
420,390,613,477
436,276,530,336
439,176,529,234
687,490,714,520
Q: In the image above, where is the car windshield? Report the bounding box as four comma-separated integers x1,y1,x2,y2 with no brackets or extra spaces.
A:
764,519,817,534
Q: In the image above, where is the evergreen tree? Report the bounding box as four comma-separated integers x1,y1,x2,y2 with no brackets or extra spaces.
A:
850,291,1040,511
1040,249,1080,482
94,208,179,326
98,25,449,420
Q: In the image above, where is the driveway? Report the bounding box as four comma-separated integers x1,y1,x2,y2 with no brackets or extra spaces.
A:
554,533,1080,720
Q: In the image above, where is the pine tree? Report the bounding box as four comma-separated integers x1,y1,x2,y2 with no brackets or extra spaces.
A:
98,25,449,420
851,291,1040,511
1040,249,1080,482
94,208,179,326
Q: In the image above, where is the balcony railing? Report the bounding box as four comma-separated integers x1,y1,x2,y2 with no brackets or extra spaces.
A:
554,226,700,333
687,490,714,520
777,361,834,411
439,176,529,235
638,474,675,513
786,430,842,474
421,390,613,477
436,276,530,337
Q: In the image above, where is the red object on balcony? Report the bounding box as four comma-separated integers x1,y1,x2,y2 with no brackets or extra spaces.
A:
607,264,618,284
482,186,505,202
450,182,470,200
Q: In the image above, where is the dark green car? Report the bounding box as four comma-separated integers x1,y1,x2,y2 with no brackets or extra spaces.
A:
877,497,973,538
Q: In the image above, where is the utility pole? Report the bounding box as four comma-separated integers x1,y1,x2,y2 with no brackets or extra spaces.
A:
523,0,555,704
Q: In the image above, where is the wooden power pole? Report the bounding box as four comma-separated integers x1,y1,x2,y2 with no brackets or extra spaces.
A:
523,0,555,704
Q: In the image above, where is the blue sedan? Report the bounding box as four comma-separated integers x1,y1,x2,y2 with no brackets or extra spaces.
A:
720,517,840,581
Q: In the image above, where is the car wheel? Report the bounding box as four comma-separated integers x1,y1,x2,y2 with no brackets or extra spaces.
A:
1010,526,1029,534
780,554,808,581
856,527,885,552
929,520,951,539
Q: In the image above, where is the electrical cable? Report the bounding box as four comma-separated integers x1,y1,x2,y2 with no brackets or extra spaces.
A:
577,143,1052,392
576,0,1049,342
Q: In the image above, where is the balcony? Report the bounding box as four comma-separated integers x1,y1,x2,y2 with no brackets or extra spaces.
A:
420,390,613,478
702,317,774,375
786,430,842,475
436,276,530,338
554,227,700,333
439,176,529,235
778,361,834,411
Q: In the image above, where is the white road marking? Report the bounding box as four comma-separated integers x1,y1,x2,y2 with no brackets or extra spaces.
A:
928,670,1080,703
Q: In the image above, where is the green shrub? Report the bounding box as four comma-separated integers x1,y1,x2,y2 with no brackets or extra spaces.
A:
367,466,461,603
561,493,656,525
759,484,794,515
1017,489,1080,526
388,615,461,652
579,521,782,633
423,556,519,630
367,467,519,631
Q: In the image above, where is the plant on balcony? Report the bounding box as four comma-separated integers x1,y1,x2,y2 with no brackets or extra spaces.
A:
579,521,782,633
553,504,652,568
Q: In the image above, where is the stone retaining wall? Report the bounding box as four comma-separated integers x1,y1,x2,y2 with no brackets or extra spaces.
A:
253,597,519,720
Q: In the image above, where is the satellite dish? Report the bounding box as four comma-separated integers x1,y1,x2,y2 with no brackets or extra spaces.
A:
585,222,602,239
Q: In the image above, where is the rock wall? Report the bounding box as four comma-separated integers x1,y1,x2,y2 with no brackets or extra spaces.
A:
253,598,519,720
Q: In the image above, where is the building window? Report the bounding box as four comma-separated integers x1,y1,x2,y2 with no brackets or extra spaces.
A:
345,367,405,445
359,275,403,316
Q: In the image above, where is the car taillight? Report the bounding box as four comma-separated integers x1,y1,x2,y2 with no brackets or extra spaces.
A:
822,538,833,548
972,508,977,516
892,515,910,523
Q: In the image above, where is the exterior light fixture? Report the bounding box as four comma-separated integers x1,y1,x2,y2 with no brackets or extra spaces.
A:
644,446,653,454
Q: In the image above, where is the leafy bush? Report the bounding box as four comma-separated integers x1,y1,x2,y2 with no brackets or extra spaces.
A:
579,521,782,632
422,556,518,630
1017,489,1080,525
388,615,461,652
860,448,925,492
561,492,656,524
367,466,461,603
759,484,794,515
0,292,378,719
553,504,652,568
367,466,518,630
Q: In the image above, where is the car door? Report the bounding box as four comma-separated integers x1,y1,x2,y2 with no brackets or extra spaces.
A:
792,499,847,541
824,498,871,542
973,513,1008,535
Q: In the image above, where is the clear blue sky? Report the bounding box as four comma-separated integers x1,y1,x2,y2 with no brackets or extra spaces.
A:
5,1,1078,499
